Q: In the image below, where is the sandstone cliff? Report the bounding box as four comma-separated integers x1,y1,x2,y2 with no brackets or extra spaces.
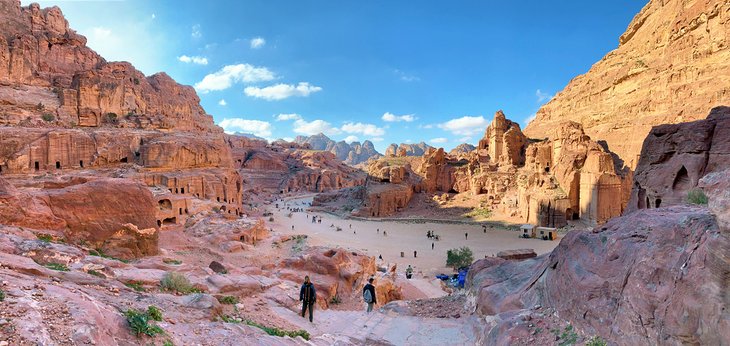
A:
384,142,433,157
524,0,730,169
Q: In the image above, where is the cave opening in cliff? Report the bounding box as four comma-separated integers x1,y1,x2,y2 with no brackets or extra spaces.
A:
158,199,172,210
120,157,128,163
181,188,185,194
34,161,39,170
56,161,61,169
79,160,84,168
646,197,651,209
637,186,647,209
672,166,690,191
162,217,176,225
157,220,161,227
655,198,662,208
179,208,182,215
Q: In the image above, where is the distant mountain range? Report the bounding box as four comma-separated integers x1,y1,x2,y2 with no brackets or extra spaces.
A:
293,133,382,165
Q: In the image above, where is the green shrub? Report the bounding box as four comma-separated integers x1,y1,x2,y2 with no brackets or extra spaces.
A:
586,335,608,346
218,296,239,305
125,281,145,292
329,294,341,305
160,272,196,294
163,258,182,265
44,262,69,271
104,112,119,124
446,247,474,270
88,249,130,263
146,305,163,321
463,208,492,219
124,308,165,337
245,320,310,340
41,113,55,122
36,233,54,243
0,289,5,301
686,188,708,205
220,314,242,323
133,78,140,85
88,270,105,278
163,341,174,346
551,324,578,346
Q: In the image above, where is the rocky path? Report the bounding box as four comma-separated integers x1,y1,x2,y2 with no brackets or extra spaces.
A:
270,305,480,345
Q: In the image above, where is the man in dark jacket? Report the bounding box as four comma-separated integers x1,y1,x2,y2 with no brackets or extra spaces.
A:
299,276,316,322
363,277,377,313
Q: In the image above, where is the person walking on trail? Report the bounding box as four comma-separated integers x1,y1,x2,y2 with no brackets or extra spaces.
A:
405,265,413,279
414,250,417,258
465,232,468,240
431,242,434,250
299,276,316,322
363,277,377,313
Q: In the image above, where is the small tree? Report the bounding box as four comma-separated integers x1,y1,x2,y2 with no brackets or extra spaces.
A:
446,246,474,270
686,188,708,205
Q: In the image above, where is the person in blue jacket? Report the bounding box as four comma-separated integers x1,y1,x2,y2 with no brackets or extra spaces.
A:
299,275,316,322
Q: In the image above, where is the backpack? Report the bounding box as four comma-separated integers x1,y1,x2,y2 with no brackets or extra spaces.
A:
363,287,373,303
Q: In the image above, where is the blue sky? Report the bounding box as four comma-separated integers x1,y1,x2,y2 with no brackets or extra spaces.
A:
26,0,646,152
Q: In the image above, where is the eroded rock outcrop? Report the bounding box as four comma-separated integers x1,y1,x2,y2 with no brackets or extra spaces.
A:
628,106,730,212
293,133,381,165
468,205,730,345
525,0,730,168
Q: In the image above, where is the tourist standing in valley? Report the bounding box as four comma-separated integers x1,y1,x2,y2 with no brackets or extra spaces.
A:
300,276,316,322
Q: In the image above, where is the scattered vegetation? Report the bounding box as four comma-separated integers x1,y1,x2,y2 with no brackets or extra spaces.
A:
551,324,579,346
133,78,140,85
463,208,492,220
36,233,54,243
686,188,708,205
0,289,5,302
586,335,608,346
269,217,274,222
88,249,130,263
245,320,310,340
163,340,174,346
219,314,242,323
36,102,44,111
125,281,145,292
446,247,474,270
103,112,119,124
329,294,341,305
218,296,239,305
88,270,105,278
162,258,182,265
124,308,165,337
44,262,69,271
146,305,163,322
635,59,647,68
160,272,200,294
41,113,55,122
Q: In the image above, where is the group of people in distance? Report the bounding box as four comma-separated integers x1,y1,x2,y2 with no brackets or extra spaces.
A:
299,275,378,322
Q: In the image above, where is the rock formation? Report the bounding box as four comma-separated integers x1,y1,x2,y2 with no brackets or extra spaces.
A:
628,106,730,212
525,0,730,168
0,0,243,249
320,111,627,227
385,142,433,157
448,143,476,156
293,133,381,165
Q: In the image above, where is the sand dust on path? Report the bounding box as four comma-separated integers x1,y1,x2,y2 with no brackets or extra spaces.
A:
267,196,559,278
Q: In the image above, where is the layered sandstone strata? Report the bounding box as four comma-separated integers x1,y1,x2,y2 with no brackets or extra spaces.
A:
525,0,730,168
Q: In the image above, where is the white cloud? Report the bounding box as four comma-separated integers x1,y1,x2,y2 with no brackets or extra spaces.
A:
536,89,553,103
405,139,413,143
293,119,341,136
420,124,434,129
194,64,275,93
191,24,202,39
458,136,472,143
341,122,385,137
178,55,208,65
91,26,112,39
151,14,156,19
250,37,266,49
275,113,303,121
371,137,384,142
430,137,449,144
381,112,416,122
281,137,294,142
394,69,420,82
218,118,272,138
81,24,165,75
344,135,360,143
244,82,322,101
437,116,488,136
218,99,227,106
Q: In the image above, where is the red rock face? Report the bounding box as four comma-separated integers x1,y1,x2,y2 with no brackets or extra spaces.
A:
628,106,730,212
468,206,730,344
